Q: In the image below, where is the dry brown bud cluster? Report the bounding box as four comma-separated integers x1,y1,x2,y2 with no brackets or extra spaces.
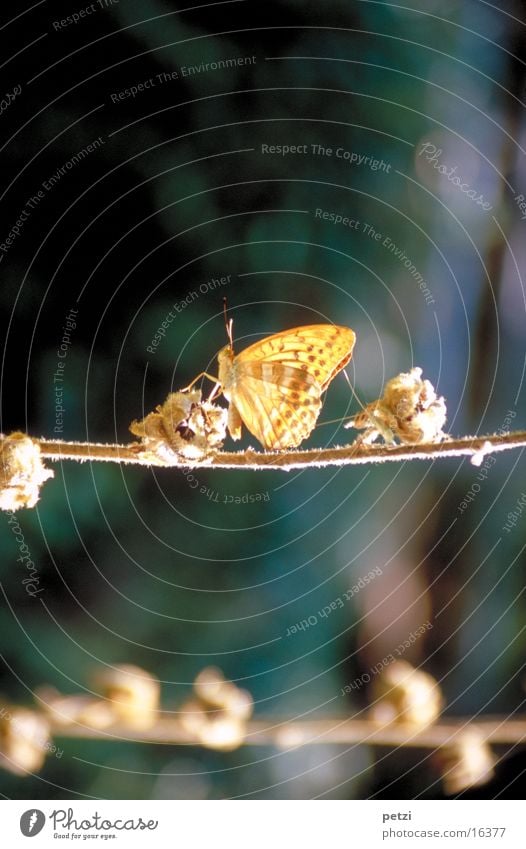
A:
0,432,54,511
129,391,227,463
369,660,444,729
438,730,496,795
0,705,53,775
39,664,160,732
180,666,254,751
346,368,447,444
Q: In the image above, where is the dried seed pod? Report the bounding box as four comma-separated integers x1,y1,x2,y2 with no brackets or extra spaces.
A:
180,667,254,751
91,664,160,730
369,660,444,729
180,699,247,751
438,730,495,795
0,432,54,510
0,705,51,775
193,666,227,704
130,391,227,463
346,368,447,445
39,689,116,730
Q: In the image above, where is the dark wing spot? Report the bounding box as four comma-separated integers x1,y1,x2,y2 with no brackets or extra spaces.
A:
314,369,321,378
308,355,316,363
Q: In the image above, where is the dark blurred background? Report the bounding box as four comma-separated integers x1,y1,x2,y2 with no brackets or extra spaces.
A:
0,0,525,799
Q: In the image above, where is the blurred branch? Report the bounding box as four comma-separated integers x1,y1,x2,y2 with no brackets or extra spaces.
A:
50,713,526,748
0,666,516,792
37,430,526,470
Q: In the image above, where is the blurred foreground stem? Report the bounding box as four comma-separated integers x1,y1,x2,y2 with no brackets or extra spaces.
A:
51,714,526,747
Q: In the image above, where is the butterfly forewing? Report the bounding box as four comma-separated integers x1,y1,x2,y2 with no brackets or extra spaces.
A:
235,325,356,390
218,324,356,449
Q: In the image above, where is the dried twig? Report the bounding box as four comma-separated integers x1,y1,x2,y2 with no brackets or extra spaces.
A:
36,430,526,471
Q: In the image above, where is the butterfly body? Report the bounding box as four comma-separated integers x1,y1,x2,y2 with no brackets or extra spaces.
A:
217,324,356,449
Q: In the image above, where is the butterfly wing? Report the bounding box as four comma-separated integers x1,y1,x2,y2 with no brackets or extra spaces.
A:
234,325,356,391
219,324,356,449
229,361,323,449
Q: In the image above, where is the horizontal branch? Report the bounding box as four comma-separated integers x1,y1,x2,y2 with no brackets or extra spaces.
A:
37,430,526,471
50,714,526,748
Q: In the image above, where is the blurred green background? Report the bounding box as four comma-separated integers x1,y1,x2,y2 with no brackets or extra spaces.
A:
0,0,525,799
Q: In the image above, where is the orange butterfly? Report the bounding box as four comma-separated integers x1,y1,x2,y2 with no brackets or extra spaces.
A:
189,322,356,450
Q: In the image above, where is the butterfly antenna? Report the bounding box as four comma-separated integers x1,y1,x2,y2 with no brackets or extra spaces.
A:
342,369,366,412
223,296,234,352
317,369,370,428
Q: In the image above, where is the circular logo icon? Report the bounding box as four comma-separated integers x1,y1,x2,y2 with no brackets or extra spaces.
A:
20,809,45,837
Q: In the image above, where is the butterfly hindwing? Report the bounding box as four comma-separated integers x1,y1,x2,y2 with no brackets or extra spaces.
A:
230,364,323,449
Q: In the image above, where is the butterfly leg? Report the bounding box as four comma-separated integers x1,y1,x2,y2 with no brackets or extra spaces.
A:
227,402,243,441
180,372,220,393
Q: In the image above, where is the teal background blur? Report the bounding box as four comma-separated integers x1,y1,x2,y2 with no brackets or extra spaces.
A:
0,0,525,798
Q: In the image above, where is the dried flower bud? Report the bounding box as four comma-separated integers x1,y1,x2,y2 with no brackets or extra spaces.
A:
438,730,495,795
369,660,443,728
0,432,54,511
180,699,247,751
346,368,447,445
0,705,51,775
130,391,227,463
193,667,227,704
180,667,254,751
39,690,116,730
91,664,160,730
